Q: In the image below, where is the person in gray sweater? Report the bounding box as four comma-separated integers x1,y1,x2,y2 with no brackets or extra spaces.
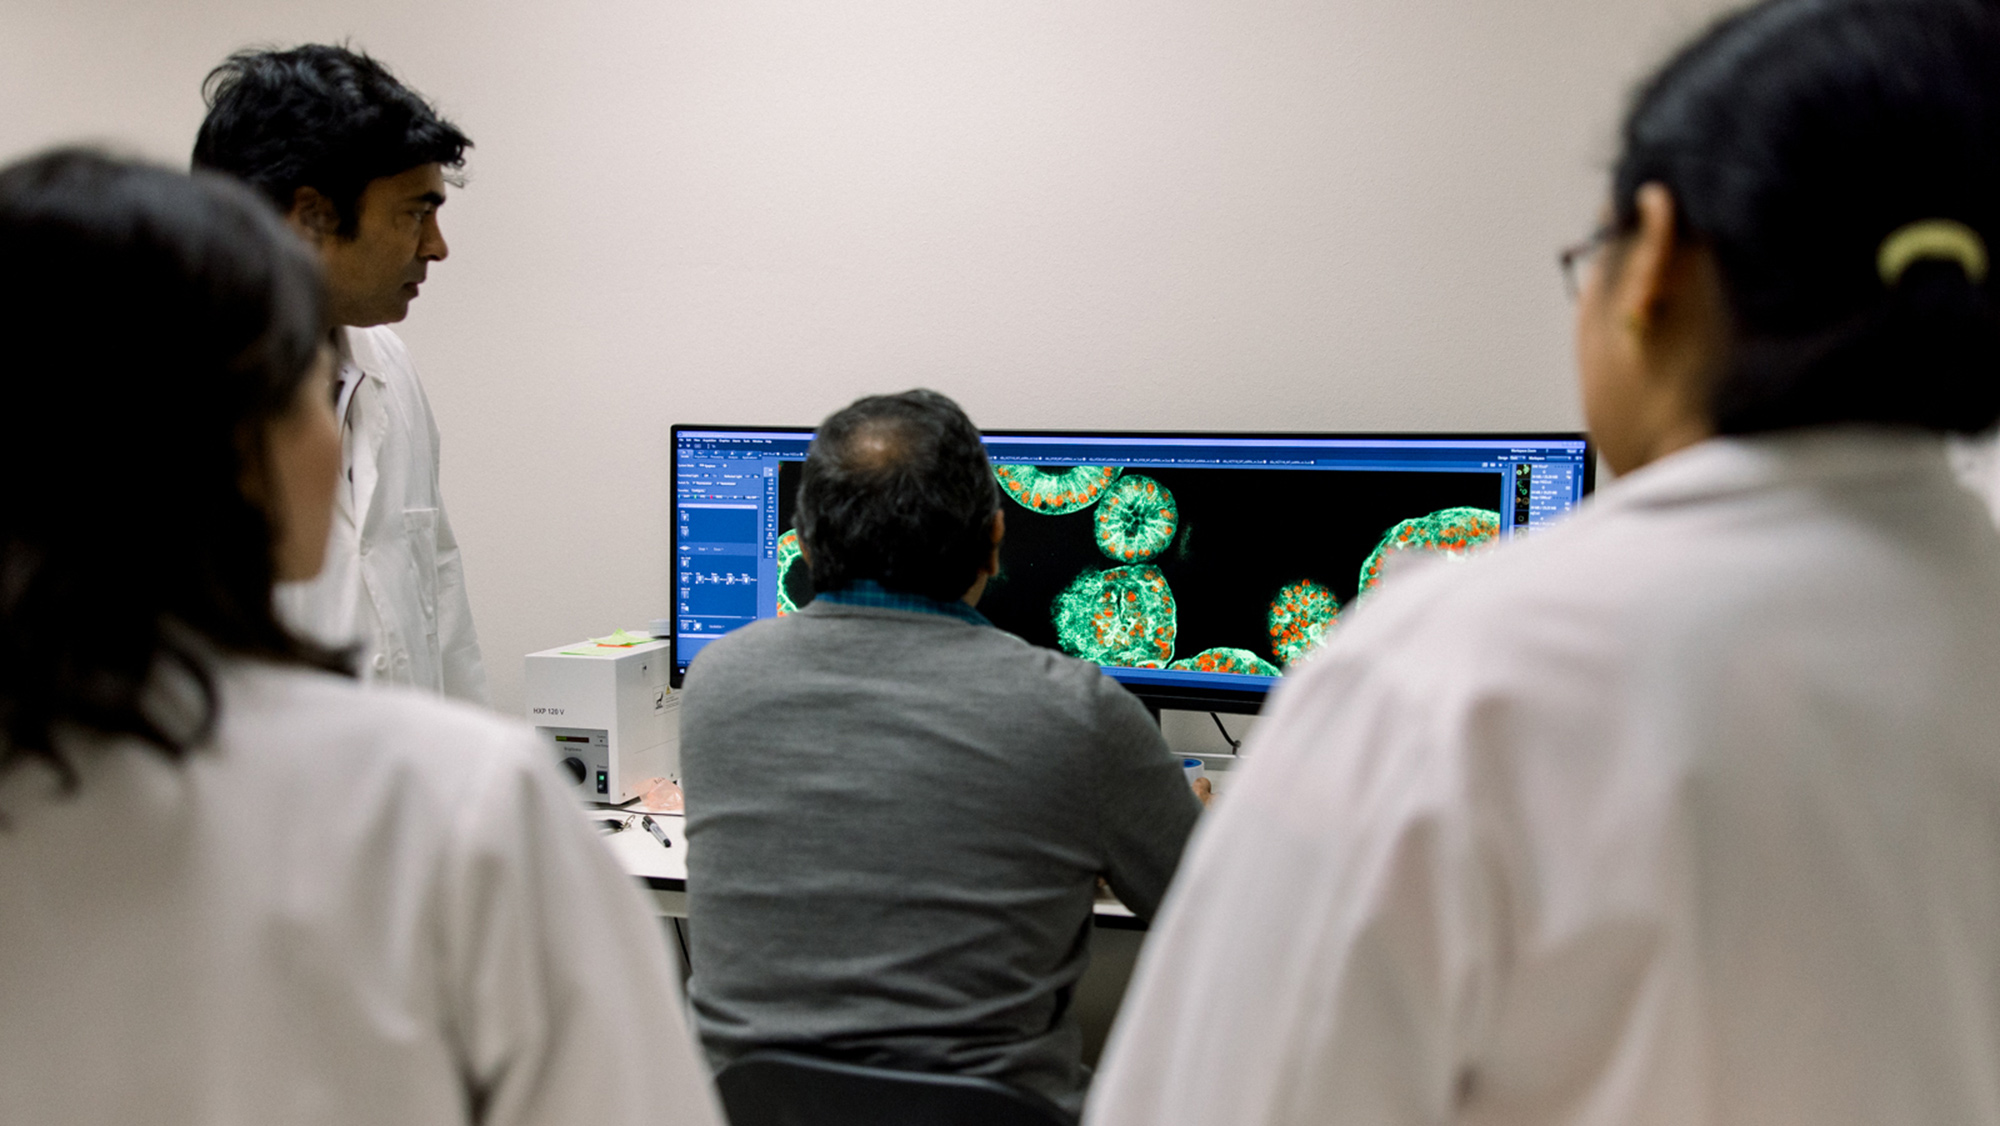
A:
680,389,1203,1119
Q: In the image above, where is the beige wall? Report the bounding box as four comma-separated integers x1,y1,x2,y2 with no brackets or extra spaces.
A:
0,0,1732,715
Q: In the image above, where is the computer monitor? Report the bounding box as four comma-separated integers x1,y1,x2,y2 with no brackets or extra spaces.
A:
672,426,1594,712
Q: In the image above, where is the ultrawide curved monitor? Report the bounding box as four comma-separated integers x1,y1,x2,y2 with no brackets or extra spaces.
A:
672,426,1594,712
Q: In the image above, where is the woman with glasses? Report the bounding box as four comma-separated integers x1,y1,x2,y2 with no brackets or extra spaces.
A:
0,152,721,1126
1088,1,2000,1123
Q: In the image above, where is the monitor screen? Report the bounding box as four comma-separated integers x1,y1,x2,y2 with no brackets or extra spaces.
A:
672,427,1594,710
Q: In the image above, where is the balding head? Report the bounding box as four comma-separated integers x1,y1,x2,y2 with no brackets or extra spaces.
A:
841,416,916,473
795,390,1001,602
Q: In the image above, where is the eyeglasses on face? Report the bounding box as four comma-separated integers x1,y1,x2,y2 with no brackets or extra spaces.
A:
1558,225,1618,300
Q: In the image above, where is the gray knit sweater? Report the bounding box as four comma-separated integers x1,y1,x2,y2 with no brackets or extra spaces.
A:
680,599,1202,1116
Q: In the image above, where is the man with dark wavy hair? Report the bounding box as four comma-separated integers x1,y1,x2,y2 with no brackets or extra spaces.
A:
194,44,487,703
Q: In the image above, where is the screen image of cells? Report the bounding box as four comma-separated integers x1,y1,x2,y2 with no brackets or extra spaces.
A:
1169,647,1281,677
1357,506,1501,595
1094,475,1179,562
1267,580,1338,666
774,529,805,615
994,464,1123,515
1052,564,1178,667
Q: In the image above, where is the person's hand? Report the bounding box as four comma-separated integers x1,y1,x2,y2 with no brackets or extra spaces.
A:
1193,776,1213,807
639,777,683,812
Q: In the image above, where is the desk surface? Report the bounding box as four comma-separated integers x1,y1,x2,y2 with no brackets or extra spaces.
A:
587,808,1144,929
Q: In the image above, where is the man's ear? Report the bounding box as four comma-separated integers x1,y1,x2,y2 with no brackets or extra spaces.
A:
984,510,1005,576
285,186,340,244
1616,183,1681,340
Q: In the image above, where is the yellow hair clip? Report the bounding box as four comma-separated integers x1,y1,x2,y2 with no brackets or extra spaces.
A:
1877,219,1989,287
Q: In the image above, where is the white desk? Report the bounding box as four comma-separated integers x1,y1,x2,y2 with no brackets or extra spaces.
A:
587,808,1145,930
588,809,690,916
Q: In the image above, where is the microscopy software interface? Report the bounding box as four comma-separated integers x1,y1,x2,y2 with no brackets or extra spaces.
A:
673,428,1591,696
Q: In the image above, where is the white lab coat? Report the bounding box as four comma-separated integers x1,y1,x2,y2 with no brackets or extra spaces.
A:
1949,429,2000,525
0,659,723,1126
1088,430,2000,1126
276,325,488,703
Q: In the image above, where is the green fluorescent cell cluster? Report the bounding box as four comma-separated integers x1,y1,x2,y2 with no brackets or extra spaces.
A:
993,464,1124,515
774,528,804,616
1357,506,1501,596
1093,475,1180,563
1051,564,1178,667
1168,647,1281,677
1267,580,1339,666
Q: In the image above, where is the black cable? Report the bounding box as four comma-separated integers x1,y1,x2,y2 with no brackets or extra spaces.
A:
671,917,695,982
1209,712,1240,752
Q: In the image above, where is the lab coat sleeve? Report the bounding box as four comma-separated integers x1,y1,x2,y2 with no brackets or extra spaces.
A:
440,729,723,1126
1085,648,1501,1126
432,497,490,706
403,331,486,705
1946,430,2000,525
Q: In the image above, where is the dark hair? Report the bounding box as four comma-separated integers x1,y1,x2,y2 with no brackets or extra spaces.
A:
192,44,471,237
0,150,346,783
796,390,1001,602
1615,0,2000,434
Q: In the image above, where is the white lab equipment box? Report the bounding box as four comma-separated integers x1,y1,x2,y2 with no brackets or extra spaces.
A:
524,636,679,803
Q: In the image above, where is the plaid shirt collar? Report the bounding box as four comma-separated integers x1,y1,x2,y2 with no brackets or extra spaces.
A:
811,580,992,627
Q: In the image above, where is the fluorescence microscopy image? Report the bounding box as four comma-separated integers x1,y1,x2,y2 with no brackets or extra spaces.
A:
774,529,807,615
1169,647,1282,677
1052,564,1178,667
1093,475,1179,562
994,464,1123,515
1356,506,1500,595
978,465,1497,670
1267,580,1338,666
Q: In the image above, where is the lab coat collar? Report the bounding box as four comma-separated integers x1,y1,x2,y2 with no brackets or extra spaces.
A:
337,325,392,386
1597,427,1954,514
